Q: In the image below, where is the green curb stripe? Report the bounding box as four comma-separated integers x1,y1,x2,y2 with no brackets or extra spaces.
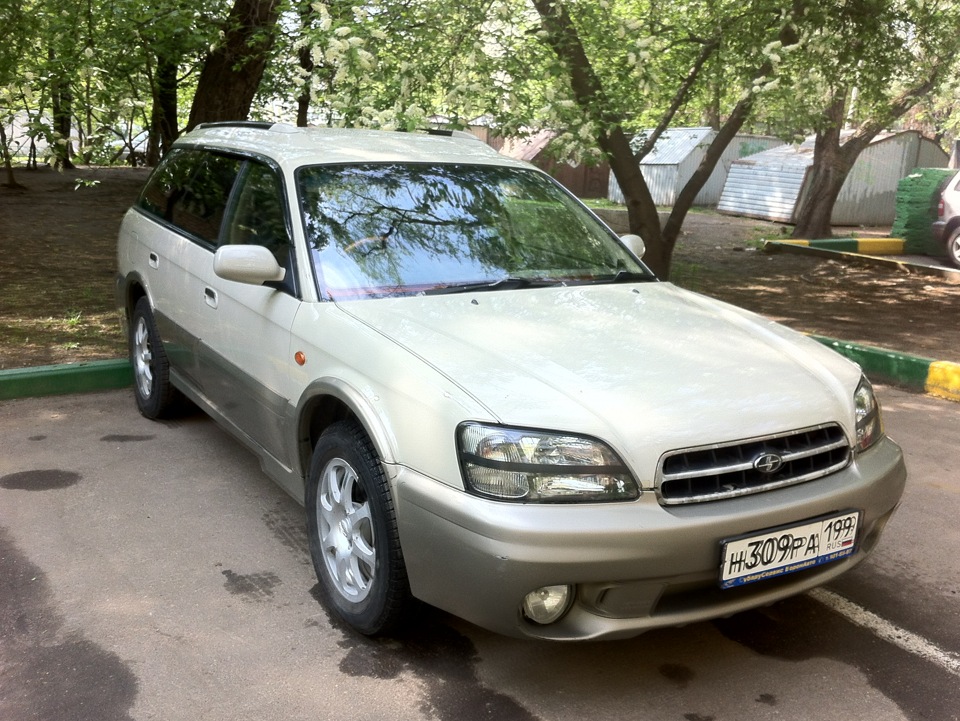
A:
812,335,960,402
0,359,132,401
812,335,933,387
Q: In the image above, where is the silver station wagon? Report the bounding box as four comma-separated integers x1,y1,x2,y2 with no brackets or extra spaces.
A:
115,122,907,641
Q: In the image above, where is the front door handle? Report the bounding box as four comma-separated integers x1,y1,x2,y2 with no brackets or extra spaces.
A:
204,287,218,309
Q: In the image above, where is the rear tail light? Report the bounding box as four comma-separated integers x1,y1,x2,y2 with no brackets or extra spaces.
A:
938,196,945,218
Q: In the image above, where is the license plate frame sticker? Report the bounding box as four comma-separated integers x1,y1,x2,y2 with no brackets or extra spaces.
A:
720,511,860,589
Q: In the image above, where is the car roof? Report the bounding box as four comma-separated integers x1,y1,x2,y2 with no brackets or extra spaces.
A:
175,122,530,171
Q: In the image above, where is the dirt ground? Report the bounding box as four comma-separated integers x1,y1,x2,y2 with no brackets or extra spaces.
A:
2,165,960,371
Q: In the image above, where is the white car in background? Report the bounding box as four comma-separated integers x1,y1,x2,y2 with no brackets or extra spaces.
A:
933,169,960,268
115,122,907,640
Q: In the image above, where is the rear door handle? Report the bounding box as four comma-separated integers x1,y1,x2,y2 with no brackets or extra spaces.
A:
204,287,218,309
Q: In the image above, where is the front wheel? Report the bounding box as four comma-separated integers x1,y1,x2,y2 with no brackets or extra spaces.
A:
306,421,410,635
946,227,960,269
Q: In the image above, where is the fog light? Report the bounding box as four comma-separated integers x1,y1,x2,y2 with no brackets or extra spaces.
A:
522,585,573,625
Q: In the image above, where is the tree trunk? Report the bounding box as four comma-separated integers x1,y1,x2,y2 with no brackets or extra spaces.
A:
51,70,75,170
791,147,854,239
530,0,796,280
0,123,26,189
296,1,316,127
792,69,948,239
660,96,756,267
186,0,282,130
531,0,676,277
146,55,180,165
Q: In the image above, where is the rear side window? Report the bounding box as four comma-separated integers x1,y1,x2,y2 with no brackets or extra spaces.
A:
139,148,241,245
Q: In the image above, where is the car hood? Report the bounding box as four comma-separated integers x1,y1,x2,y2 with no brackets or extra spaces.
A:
337,283,861,465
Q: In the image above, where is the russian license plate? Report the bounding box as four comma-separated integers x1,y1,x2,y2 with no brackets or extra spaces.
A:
720,511,860,589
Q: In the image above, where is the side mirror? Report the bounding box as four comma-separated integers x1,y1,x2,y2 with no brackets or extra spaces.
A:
620,233,646,259
214,245,286,285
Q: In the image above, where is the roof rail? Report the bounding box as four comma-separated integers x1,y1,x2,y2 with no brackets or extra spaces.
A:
396,127,482,142
194,120,275,131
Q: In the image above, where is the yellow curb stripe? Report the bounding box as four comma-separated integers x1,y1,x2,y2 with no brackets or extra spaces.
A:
926,361,960,402
857,239,905,255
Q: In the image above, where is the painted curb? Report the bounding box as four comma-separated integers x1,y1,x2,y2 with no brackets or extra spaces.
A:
0,359,133,401
810,336,960,403
1,338,958,403
780,238,906,255
763,240,960,281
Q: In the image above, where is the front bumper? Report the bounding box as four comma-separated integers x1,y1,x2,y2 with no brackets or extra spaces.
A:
394,436,906,640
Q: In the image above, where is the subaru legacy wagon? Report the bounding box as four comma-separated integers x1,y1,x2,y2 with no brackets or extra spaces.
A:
115,122,906,640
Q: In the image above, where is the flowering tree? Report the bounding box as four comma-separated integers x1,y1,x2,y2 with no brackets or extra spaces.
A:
296,0,802,278
186,0,284,129
780,0,960,239
0,0,33,186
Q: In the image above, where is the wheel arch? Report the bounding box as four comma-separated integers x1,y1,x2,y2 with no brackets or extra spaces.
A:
294,377,399,482
944,216,960,243
946,223,960,268
117,272,149,328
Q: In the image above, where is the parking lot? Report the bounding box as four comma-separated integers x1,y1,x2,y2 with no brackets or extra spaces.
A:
2,386,958,721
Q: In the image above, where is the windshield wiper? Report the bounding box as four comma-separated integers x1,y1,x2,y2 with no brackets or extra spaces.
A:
424,277,561,295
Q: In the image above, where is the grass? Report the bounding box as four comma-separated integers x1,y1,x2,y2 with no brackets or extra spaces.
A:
0,309,126,370
581,198,626,210
669,261,708,292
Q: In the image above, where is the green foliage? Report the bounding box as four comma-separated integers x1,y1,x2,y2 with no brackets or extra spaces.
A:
2,0,228,167
754,0,960,138
292,1,503,130
291,0,797,160
4,0,960,186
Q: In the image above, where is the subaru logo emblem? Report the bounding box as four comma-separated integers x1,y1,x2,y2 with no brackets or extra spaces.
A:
753,453,784,474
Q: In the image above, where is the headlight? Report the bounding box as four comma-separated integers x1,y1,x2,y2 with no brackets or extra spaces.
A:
457,422,640,502
854,377,884,452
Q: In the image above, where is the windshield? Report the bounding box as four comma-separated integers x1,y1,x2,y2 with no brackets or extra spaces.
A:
297,163,652,300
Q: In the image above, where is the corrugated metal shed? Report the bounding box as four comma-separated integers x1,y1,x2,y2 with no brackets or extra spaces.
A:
717,131,948,225
499,130,610,198
608,127,784,207
2,111,50,156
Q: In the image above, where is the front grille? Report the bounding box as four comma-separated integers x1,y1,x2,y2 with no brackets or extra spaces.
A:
657,424,850,505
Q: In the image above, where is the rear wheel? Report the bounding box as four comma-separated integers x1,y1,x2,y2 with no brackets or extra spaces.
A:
130,297,183,419
946,227,960,269
306,420,410,635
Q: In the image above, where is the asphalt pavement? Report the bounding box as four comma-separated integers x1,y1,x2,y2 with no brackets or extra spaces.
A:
2,385,958,721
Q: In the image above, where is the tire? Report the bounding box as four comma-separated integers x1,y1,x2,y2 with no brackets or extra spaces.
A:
306,420,410,635
946,227,960,269
130,297,182,419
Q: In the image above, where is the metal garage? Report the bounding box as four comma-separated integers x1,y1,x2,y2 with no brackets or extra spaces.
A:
608,127,784,207
716,130,948,225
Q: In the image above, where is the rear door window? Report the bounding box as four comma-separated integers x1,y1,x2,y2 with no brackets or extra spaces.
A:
138,148,242,246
